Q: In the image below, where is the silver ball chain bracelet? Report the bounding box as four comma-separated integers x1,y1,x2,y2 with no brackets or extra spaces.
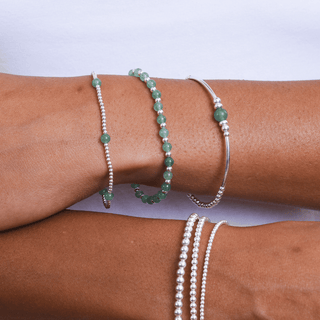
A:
186,77,230,209
91,72,114,209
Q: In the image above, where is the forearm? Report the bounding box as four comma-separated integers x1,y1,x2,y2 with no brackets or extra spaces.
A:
1,211,319,319
1,73,320,229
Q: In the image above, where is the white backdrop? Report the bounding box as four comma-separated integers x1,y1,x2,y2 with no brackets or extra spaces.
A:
1,0,319,225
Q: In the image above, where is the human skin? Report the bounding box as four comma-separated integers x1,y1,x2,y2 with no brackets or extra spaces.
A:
0,73,320,230
0,210,319,320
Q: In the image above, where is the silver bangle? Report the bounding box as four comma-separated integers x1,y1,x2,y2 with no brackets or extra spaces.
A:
190,216,210,320
174,213,200,320
200,220,228,320
186,76,230,209
91,72,114,209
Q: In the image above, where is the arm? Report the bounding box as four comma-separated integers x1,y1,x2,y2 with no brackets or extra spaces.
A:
1,73,320,230
0,210,319,319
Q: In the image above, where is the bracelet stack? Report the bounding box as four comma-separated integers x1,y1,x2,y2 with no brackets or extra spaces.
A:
91,72,114,209
186,77,230,209
129,68,174,205
175,214,228,320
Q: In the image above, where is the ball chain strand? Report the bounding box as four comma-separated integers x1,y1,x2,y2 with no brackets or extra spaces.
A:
199,220,228,320
186,76,230,209
129,68,174,205
91,72,114,209
174,213,200,320
190,216,210,320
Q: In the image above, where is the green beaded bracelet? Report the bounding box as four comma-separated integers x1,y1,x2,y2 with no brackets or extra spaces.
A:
129,68,173,205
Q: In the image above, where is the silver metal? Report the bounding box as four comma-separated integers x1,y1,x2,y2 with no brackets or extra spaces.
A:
200,220,228,319
92,71,113,209
162,138,169,143
175,213,199,320
160,123,166,128
157,110,164,114
186,76,230,209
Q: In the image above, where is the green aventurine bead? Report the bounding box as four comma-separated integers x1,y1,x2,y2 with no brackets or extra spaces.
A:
157,191,167,199
134,68,142,77
128,70,134,76
101,133,111,144
104,193,114,200
152,195,161,203
157,114,166,124
131,183,140,188
135,190,144,198
159,128,169,138
214,108,228,122
161,183,171,192
92,78,101,88
152,90,161,99
140,72,149,81
153,102,163,111
162,142,172,152
164,157,174,167
163,171,173,180
99,189,108,195
147,79,156,88
141,195,149,203
147,196,154,204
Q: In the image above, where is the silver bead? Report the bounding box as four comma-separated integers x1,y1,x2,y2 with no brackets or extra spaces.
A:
215,102,223,109
190,277,197,283
165,152,171,157
157,110,164,114
174,308,182,316
182,238,190,246
175,317,182,320
176,292,183,300
190,283,197,290
191,271,197,278
166,166,172,172
164,179,171,184
162,138,169,143
191,315,197,320
155,98,161,102
192,253,198,259
190,295,197,302
145,77,150,82
160,123,166,128
175,300,183,308
184,232,192,238
178,260,186,268
193,247,199,253
150,87,156,92
214,97,221,103
180,252,187,260
185,226,192,232
191,308,197,314
191,265,198,271
190,290,197,298
177,276,184,284
177,268,185,276
181,245,188,253
176,284,184,292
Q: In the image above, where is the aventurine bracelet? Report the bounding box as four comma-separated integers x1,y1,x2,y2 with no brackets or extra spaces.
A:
129,68,174,205
186,77,230,209
91,72,114,209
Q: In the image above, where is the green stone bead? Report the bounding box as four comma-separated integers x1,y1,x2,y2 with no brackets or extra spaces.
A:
159,128,169,138
104,192,114,200
214,108,228,122
100,133,111,144
131,183,140,188
152,195,161,203
135,190,144,198
147,196,154,204
152,90,161,99
157,114,166,124
163,171,173,180
162,142,172,152
147,79,156,88
140,72,149,81
92,78,101,88
99,188,108,195
153,102,163,111
141,195,149,203
128,70,134,76
164,157,174,167
157,191,167,199
161,183,171,192
134,68,142,77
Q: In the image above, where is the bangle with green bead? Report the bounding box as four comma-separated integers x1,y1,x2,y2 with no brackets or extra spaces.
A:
91,72,114,209
129,68,174,205
186,76,230,209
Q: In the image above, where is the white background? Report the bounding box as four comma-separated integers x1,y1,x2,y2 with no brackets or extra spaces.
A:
1,0,319,225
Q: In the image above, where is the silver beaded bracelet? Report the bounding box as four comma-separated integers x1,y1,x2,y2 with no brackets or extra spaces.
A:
174,213,199,320
190,216,210,320
91,72,114,209
186,76,230,209
200,220,228,320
